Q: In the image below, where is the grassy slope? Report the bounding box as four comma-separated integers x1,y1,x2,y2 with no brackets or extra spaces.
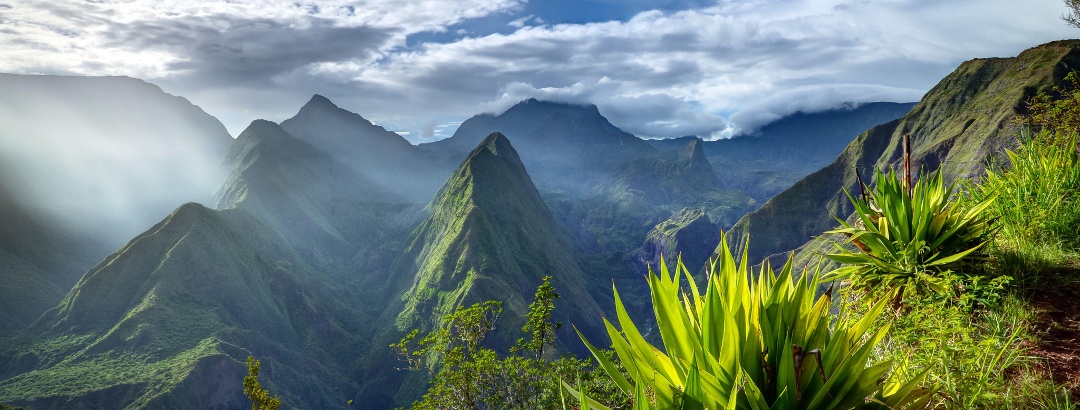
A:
396,133,605,349
0,203,366,409
729,40,1080,263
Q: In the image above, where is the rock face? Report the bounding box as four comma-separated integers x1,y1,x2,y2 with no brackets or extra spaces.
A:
397,132,605,349
727,40,1080,263
637,208,720,273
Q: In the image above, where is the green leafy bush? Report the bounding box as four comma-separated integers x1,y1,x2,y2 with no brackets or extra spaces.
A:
570,235,934,409
972,130,1080,285
823,168,995,298
243,356,282,410
392,277,629,409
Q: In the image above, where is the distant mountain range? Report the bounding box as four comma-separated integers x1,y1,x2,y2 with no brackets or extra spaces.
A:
30,38,1080,409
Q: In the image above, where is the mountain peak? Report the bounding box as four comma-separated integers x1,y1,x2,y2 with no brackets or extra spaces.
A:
511,98,601,117
302,94,339,110
398,135,602,344
678,137,707,165
472,131,518,161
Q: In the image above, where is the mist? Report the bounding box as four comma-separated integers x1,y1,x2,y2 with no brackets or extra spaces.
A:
0,74,233,249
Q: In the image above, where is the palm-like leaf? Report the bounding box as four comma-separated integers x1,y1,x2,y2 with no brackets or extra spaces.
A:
824,168,995,295
573,236,934,409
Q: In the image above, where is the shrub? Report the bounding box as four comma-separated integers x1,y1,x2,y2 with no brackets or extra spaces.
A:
971,129,1080,286
823,168,995,300
569,235,934,409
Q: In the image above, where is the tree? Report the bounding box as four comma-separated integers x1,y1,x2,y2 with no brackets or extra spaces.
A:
1066,0,1080,28
392,279,628,409
513,276,562,361
243,356,282,410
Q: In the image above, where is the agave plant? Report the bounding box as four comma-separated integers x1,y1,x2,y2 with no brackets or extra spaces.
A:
823,167,995,297
566,235,934,409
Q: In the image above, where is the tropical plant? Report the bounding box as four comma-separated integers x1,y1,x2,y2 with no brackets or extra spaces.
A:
392,278,630,409
243,356,282,410
568,235,934,409
823,167,996,299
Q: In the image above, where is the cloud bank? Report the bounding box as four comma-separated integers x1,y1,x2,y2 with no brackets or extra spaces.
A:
0,0,1075,140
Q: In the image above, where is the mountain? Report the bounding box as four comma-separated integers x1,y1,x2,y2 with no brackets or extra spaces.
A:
648,102,915,200
279,95,444,201
565,138,753,254
396,133,605,348
0,74,233,336
607,138,725,204
0,204,365,409
422,99,657,195
727,40,1080,263
636,207,720,273
0,74,233,246
0,180,104,334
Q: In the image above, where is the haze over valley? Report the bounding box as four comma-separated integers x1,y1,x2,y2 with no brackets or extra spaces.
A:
1,1,1080,408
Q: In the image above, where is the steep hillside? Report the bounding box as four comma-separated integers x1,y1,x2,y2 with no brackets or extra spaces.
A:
728,40,1080,263
636,207,720,273
0,74,233,336
280,95,444,201
0,204,365,409
0,180,104,334
0,74,233,246
397,133,605,348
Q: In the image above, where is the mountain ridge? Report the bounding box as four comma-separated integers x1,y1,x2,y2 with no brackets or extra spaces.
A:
728,39,1080,263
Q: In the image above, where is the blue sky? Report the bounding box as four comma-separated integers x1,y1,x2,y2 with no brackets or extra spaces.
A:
1,0,1076,142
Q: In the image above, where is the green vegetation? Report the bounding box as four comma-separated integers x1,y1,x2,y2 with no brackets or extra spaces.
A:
572,236,932,409
244,356,283,410
392,277,626,409
971,70,1080,289
729,40,1080,263
396,132,604,350
824,166,995,301
826,72,1080,408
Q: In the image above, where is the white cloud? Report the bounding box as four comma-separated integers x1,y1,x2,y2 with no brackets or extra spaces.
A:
0,0,1075,138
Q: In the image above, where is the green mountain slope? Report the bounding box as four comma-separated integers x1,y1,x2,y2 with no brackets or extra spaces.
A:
728,40,1080,263
0,181,105,335
397,132,605,348
0,203,365,409
0,74,234,335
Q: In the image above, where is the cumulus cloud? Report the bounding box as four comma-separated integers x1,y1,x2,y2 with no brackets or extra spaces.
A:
0,0,1075,139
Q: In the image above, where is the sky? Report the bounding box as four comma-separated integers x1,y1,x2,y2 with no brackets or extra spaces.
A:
1,0,1077,143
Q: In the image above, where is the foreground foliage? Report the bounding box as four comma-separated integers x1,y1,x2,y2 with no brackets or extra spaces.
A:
835,70,1080,409
824,167,995,300
243,356,282,410
572,236,933,409
392,277,627,409
853,287,1074,409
